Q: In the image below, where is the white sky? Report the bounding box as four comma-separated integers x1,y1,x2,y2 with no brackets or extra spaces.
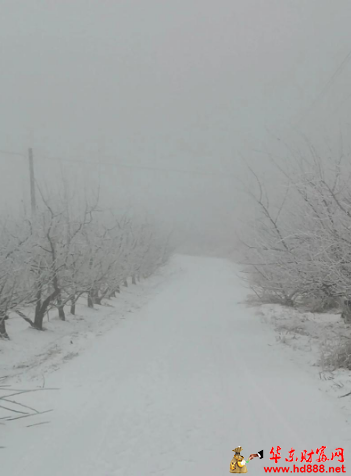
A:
1,0,351,247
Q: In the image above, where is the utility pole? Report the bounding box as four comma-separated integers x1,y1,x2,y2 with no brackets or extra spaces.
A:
28,148,36,216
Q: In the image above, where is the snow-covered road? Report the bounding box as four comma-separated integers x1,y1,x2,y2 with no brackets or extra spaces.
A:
3,256,351,475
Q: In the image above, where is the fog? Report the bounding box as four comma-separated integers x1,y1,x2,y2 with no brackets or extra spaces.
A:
1,0,351,252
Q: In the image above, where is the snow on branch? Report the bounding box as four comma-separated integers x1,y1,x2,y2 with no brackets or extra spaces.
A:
0,182,173,338
236,139,351,311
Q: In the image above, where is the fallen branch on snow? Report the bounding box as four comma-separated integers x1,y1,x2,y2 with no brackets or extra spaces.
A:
0,386,58,423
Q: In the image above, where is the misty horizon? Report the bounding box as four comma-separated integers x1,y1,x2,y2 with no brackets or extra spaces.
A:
1,1,351,250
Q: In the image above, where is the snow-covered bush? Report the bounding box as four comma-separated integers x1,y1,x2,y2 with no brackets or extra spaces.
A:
320,339,351,371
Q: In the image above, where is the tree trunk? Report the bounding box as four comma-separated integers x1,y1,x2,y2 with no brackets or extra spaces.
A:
116,285,120,293
284,296,294,307
342,299,351,322
57,293,65,321
123,279,128,287
34,311,44,330
132,275,137,285
70,294,76,315
87,290,94,308
0,315,9,339
34,288,59,330
34,308,47,329
35,288,42,324
58,306,65,320
70,302,76,315
33,307,45,330
90,286,101,305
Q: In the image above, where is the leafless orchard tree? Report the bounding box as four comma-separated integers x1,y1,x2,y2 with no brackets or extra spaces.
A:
0,186,172,338
0,218,32,339
237,138,351,312
13,188,99,329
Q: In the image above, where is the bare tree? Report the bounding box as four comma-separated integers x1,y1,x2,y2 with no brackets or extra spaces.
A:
0,217,32,338
237,138,351,310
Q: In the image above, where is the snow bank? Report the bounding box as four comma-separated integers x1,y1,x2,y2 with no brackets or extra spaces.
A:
257,303,351,414
0,264,179,387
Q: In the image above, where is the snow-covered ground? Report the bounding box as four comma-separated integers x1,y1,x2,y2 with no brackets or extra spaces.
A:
0,269,174,385
256,303,351,404
1,255,351,475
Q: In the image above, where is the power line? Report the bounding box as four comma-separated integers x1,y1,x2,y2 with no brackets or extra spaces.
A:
330,89,351,117
0,149,25,157
293,49,351,127
42,155,234,177
0,148,235,178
